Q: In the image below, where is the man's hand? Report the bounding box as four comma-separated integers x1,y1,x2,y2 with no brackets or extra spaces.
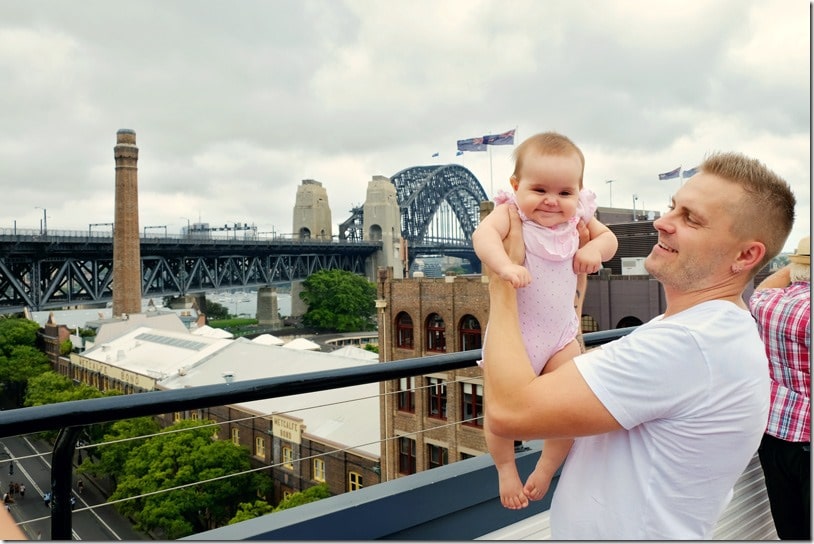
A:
503,206,526,266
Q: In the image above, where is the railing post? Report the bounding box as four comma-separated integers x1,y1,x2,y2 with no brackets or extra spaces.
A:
51,426,83,540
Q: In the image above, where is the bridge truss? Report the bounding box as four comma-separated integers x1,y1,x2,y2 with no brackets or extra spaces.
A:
0,236,377,313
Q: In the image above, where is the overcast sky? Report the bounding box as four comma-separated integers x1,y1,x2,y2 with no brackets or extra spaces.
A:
2,0,809,252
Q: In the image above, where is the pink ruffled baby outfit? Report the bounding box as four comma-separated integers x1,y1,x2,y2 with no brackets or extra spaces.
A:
489,188,597,375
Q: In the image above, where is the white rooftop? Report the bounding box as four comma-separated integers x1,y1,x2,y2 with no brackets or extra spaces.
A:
160,338,381,457
82,325,233,380
251,333,285,346
283,337,321,350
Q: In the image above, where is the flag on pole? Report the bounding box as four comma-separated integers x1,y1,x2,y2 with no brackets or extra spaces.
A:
682,165,699,178
658,166,681,180
482,129,516,146
431,152,439,158
457,136,487,152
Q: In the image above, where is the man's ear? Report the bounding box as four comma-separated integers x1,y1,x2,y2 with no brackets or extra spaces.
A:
734,241,766,273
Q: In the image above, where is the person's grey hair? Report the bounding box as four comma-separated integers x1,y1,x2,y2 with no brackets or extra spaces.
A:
790,262,810,283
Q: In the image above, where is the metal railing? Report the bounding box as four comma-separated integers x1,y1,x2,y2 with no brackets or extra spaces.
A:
0,327,635,540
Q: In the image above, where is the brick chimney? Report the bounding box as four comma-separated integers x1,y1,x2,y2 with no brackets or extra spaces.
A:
112,129,142,317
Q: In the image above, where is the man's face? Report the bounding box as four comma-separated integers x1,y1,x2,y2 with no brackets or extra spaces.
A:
511,152,582,228
645,174,744,292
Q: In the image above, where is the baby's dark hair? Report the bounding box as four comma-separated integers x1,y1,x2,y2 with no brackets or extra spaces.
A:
512,132,585,188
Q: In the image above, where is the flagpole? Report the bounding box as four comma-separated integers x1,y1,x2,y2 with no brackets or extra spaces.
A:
489,146,494,196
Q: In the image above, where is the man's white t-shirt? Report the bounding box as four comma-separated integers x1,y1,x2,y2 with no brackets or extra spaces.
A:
550,300,770,539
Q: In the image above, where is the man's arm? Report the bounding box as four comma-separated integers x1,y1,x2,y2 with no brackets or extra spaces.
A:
754,265,792,290
483,207,622,440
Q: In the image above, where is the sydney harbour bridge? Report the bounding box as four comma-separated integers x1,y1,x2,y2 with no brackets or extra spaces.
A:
0,164,488,313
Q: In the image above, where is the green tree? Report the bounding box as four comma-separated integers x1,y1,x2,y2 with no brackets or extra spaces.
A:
25,372,107,406
0,318,41,348
24,371,117,441
205,299,229,320
273,483,331,511
0,319,51,406
79,417,162,486
300,270,376,332
111,420,265,539
228,500,273,524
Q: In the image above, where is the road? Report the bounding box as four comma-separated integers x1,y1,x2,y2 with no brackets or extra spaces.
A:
1,435,149,540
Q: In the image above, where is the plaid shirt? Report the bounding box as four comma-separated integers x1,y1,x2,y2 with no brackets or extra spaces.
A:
749,282,810,442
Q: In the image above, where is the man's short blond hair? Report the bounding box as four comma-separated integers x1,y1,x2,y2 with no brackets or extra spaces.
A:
700,152,796,275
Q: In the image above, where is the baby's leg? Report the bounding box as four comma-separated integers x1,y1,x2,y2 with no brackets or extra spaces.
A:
523,339,581,501
485,417,529,509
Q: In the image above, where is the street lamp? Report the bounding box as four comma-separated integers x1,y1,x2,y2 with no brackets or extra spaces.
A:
34,206,47,235
632,194,639,222
605,180,615,208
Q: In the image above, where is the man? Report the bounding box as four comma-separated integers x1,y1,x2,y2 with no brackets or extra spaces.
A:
482,151,796,539
749,235,810,540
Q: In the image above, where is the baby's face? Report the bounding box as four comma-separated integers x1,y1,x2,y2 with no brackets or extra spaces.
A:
512,152,582,227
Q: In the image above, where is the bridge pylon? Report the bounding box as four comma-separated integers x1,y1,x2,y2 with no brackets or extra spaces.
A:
293,179,333,241
363,175,404,279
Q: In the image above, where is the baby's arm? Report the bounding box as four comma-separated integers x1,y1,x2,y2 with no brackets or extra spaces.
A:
572,218,618,274
473,204,531,288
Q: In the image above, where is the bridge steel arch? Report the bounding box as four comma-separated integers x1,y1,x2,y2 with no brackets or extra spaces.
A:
339,164,488,247
391,164,488,244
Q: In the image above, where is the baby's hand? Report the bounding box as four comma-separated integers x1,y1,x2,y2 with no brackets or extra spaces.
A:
573,246,602,274
499,263,532,288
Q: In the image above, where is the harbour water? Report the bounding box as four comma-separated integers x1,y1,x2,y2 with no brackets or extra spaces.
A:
30,290,292,330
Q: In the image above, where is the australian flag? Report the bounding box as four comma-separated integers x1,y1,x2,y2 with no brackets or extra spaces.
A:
682,165,699,178
457,137,487,152
482,129,516,146
658,166,681,181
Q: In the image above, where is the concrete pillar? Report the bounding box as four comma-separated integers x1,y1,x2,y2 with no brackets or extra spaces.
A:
363,175,403,279
292,179,333,241
289,280,307,317
112,129,142,318
257,286,283,328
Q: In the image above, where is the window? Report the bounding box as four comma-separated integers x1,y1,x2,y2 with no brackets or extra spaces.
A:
313,459,326,482
397,376,415,412
173,412,182,423
348,471,363,491
231,427,240,446
396,312,414,349
460,451,476,461
255,436,266,458
190,410,199,421
426,313,446,352
427,377,447,419
428,444,448,469
282,446,294,469
459,315,482,351
398,436,416,475
282,490,292,501
461,382,484,427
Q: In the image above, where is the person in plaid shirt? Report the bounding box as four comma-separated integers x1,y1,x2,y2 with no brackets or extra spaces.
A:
749,235,810,540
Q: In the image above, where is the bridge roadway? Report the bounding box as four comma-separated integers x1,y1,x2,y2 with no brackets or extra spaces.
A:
0,229,477,314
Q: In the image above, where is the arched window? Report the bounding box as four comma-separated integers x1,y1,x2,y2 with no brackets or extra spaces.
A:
459,315,482,351
581,314,599,333
617,316,644,328
396,312,414,349
426,313,446,353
